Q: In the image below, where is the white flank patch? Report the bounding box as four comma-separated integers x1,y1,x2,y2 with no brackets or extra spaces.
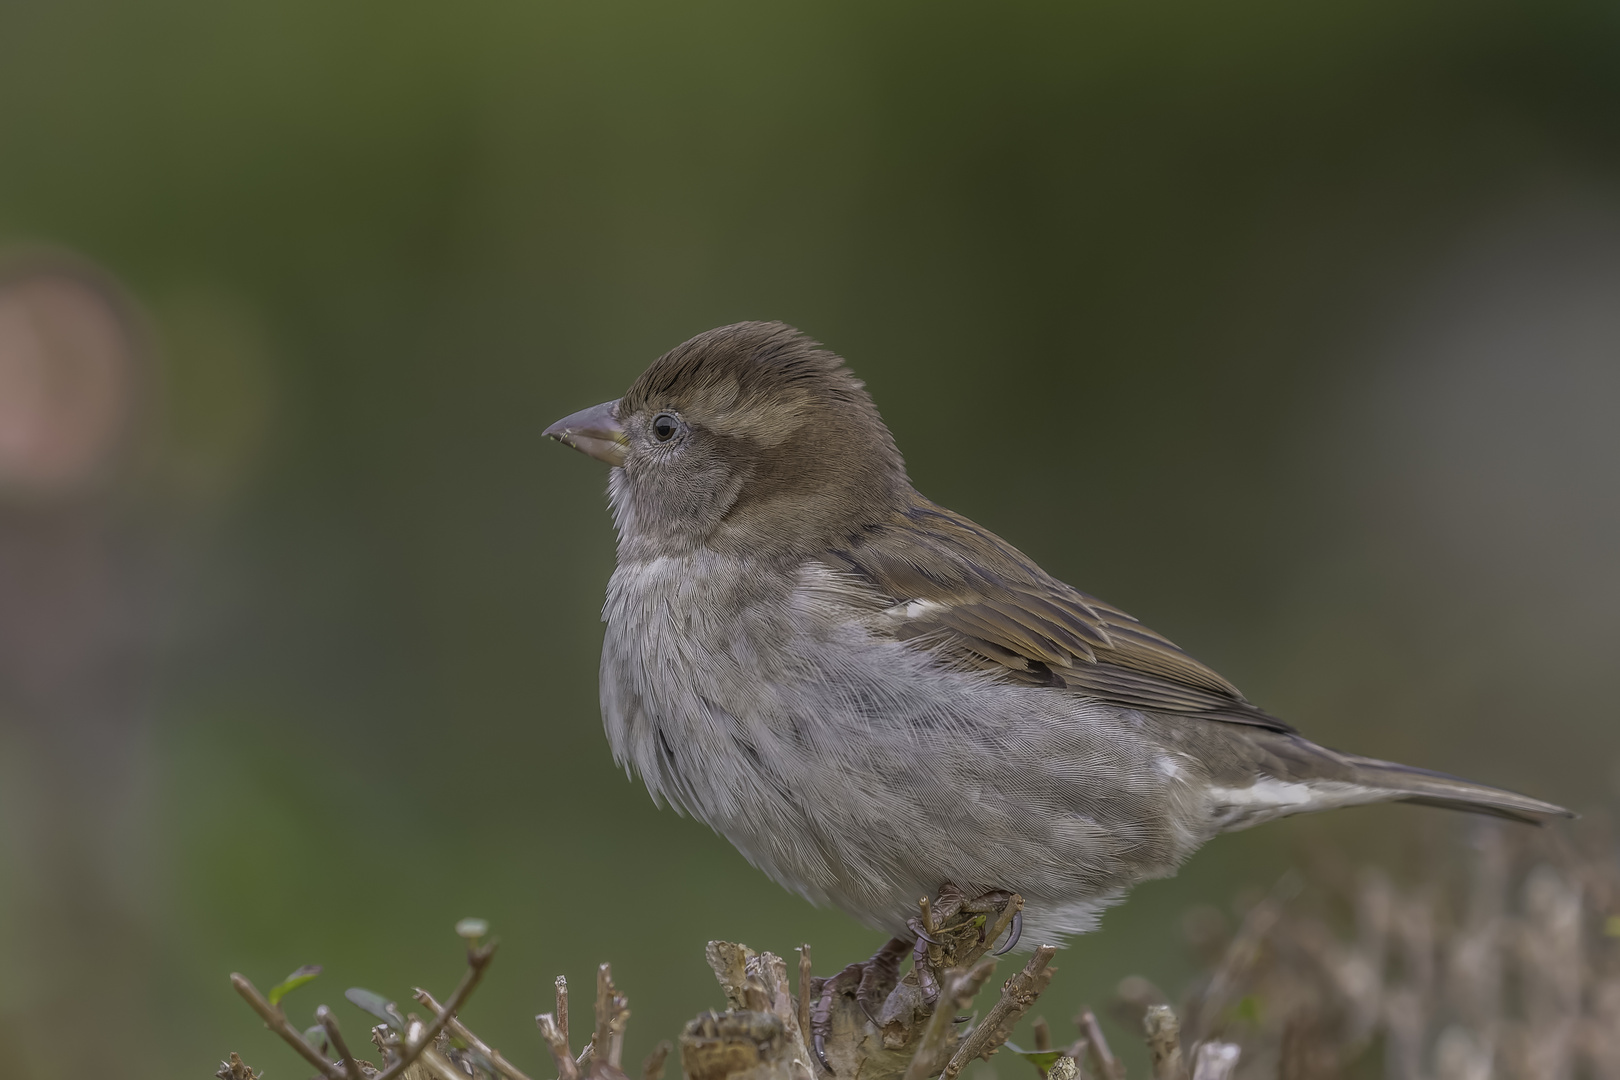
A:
1208,778,1394,831
884,598,947,620
1208,778,1316,807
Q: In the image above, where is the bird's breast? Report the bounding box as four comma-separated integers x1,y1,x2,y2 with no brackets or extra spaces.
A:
595,551,1208,933
598,552,814,810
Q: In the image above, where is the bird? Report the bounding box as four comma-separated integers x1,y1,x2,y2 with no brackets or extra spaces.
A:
544,320,1569,957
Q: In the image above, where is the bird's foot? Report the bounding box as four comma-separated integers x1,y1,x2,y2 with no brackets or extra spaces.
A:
808,885,1026,1072
906,885,1024,1009
961,888,1025,955
810,935,911,1072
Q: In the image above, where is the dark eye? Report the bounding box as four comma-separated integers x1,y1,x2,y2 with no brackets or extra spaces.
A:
651,413,680,442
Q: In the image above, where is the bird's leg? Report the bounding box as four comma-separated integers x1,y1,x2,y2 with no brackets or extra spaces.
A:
855,935,911,1023
811,961,861,1071
811,886,1023,1069
912,933,942,1007
905,884,972,1010
811,937,912,1072
959,888,1012,920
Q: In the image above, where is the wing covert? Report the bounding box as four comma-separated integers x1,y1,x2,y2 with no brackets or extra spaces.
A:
824,495,1292,732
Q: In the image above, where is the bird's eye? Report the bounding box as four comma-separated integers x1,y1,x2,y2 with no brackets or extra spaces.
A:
651,413,680,442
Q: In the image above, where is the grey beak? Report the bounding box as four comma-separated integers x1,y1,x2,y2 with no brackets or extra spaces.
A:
544,399,627,466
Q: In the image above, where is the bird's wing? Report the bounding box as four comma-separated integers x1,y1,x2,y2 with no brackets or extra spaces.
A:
823,496,1293,732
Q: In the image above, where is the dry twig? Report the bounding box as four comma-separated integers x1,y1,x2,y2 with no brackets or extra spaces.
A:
416,986,538,1080
538,1012,580,1080
1142,1005,1182,1080
1189,1043,1239,1080
900,960,997,1080
374,941,497,1080
215,1052,260,1080
595,963,631,1072
229,972,346,1080
797,945,813,1047
1078,1009,1122,1080
316,1004,365,1080
944,946,1058,1080
557,976,571,1052
642,1039,673,1080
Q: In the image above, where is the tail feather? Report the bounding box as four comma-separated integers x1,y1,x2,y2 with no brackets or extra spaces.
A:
1341,754,1574,826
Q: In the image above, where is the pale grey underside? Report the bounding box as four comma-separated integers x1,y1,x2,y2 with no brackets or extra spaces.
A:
597,539,1389,945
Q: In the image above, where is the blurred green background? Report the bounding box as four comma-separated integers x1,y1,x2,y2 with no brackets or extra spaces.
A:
1,1,1618,1077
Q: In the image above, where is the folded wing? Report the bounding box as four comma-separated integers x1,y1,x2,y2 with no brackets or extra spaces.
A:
823,495,1293,732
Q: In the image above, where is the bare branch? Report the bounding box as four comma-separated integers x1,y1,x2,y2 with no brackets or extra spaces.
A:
538,1013,580,1080
373,942,497,1080
919,896,938,937
418,1041,476,1080
747,951,795,1027
1142,1005,1182,1080
705,941,755,1011
557,976,571,1054
1063,1038,1090,1067
901,959,997,1080
944,946,1058,1080
316,1004,365,1080
642,1039,672,1080
416,986,537,1080
215,1051,260,1080
596,962,631,1069
1190,1043,1239,1080
797,945,813,1048
229,973,344,1080
1078,1010,1122,1080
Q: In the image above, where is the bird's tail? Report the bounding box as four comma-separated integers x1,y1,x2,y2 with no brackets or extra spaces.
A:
1341,754,1573,826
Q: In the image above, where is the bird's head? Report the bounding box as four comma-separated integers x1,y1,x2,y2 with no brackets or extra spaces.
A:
545,321,908,559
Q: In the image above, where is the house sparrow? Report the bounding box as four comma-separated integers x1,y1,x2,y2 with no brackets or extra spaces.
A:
546,322,1569,953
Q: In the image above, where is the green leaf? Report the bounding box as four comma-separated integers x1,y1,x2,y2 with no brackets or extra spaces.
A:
455,917,490,941
304,1024,330,1052
267,964,322,1007
1229,994,1263,1025
1002,1043,1066,1077
346,987,406,1030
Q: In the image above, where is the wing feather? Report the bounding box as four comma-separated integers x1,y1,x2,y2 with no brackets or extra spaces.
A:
826,494,1292,732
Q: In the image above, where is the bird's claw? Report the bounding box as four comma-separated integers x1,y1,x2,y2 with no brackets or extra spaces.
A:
811,963,859,1075
809,937,907,1074
991,910,1023,955
906,917,944,946
857,936,909,1022
806,890,1022,1071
